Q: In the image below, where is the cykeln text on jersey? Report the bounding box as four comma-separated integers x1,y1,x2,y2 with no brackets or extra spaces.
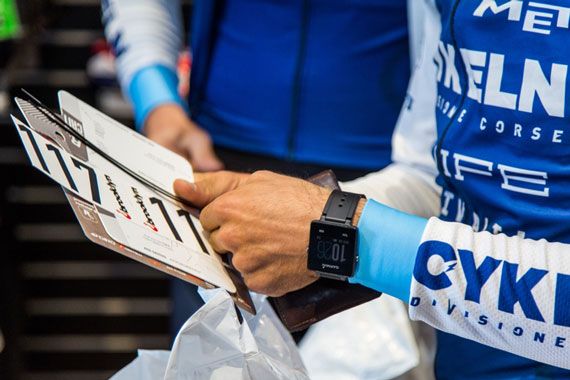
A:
435,43,567,119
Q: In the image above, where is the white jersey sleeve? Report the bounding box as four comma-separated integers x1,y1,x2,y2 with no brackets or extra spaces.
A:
102,0,183,91
412,218,570,369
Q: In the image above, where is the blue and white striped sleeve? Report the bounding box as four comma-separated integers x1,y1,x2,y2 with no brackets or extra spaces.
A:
102,0,187,129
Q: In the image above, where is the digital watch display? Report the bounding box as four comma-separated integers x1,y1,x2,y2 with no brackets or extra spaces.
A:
307,190,364,280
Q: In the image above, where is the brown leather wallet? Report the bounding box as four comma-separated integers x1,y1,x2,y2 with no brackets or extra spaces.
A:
268,170,382,332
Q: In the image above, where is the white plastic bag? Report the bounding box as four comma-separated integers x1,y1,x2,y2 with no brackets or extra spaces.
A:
299,295,420,380
110,290,309,380
110,350,171,380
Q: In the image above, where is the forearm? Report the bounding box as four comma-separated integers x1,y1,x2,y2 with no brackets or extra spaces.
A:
102,0,185,128
342,163,439,300
350,200,427,301
128,66,187,130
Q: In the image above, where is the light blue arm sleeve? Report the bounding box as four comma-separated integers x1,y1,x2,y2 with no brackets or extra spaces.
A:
128,65,188,131
102,0,184,131
349,199,427,301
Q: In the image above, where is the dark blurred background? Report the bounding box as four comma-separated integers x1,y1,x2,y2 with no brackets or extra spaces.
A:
0,1,192,379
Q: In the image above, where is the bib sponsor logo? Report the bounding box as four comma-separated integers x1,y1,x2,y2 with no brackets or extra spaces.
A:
105,174,131,219
131,186,158,232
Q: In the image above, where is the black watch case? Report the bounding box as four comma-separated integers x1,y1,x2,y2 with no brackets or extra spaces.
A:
307,219,357,279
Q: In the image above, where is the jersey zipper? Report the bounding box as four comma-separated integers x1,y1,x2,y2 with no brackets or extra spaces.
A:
287,0,310,160
435,0,465,180
434,0,477,219
434,0,486,226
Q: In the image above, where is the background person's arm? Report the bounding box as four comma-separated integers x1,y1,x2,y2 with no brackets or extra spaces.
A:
102,0,222,170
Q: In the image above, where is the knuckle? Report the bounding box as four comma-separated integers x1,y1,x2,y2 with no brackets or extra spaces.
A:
215,195,240,217
209,198,227,216
231,254,249,273
244,276,267,294
199,205,213,227
232,251,255,273
212,190,230,205
198,208,208,224
208,238,224,254
217,227,237,250
251,170,272,180
216,195,233,210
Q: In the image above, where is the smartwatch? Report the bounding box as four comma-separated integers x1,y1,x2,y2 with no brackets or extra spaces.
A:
307,190,365,281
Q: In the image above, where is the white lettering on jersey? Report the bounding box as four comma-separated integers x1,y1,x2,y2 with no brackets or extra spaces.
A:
435,46,568,118
438,42,462,95
474,0,523,21
437,150,550,198
474,0,570,35
497,164,550,197
519,59,567,118
460,48,486,103
453,153,493,181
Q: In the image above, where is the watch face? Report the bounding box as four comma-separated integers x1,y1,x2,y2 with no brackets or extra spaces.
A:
308,221,357,277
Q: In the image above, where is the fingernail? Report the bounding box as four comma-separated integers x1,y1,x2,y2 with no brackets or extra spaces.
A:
174,179,195,193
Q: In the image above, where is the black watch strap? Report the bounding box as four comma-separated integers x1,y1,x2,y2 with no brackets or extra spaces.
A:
321,190,364,225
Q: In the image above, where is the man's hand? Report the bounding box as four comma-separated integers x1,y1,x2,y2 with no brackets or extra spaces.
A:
174,171,250,209
174,171,335,296
144,104,224,172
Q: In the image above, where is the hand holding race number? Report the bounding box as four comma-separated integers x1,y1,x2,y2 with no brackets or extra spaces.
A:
174,170,334,296
144,104,224,172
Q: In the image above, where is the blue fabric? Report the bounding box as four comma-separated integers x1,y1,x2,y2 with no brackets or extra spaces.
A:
431,0,570,378
189,0,409,170
349,200,427,302
128,65,188,130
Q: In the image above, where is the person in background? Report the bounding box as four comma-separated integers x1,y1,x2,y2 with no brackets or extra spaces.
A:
102,0,410,340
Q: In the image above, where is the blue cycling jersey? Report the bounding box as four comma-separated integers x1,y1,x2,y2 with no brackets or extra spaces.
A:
189,0,409,170
432,0,570,378
352,0,570,376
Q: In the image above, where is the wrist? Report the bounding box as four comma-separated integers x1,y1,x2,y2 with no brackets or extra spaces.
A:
352,198,367,226
144,104,195,134
307,190,365,280
349,200,427,301
311,186,333,221
128,65,188,130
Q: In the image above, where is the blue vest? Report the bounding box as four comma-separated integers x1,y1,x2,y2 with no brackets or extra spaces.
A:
189,0,409,170
434,0,570,378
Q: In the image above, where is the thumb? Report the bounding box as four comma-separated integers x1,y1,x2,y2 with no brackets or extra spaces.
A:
173,171,248,208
